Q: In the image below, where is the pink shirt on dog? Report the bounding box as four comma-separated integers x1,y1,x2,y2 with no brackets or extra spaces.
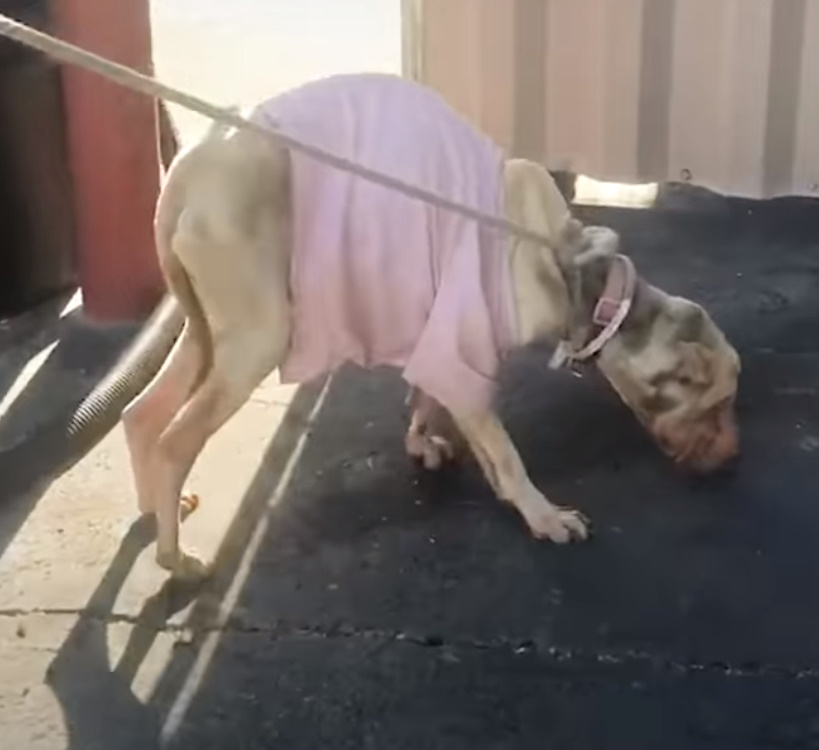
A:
250,74,515,415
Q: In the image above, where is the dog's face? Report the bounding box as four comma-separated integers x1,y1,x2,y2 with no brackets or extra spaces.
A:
596,288,740,473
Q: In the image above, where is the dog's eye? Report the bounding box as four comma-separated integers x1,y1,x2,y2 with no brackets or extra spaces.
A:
641,386,674,413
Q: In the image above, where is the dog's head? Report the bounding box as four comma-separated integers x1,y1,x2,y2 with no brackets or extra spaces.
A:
557,223,740,474
596,286,740,473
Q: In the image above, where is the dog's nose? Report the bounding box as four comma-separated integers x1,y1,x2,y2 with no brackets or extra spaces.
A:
686,436,740,475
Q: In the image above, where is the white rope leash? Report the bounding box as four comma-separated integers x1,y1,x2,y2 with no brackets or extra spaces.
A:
0,13,557,251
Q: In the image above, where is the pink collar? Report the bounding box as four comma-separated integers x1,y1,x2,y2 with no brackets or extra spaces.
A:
549,253,637,369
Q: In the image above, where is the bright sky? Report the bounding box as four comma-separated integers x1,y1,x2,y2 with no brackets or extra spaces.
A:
151,0,403,141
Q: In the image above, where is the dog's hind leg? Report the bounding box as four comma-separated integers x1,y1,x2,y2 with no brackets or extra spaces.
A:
152,318,287,579
405,389,464,470
149,222,291,581
122,323,203,515
152,321,287,580
145,130,293,580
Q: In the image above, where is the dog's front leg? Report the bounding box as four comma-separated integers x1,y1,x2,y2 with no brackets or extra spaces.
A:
451,410,589,543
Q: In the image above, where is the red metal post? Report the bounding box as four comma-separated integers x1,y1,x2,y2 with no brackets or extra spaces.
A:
52,0,164,321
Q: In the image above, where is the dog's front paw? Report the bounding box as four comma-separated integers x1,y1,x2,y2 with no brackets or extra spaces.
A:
405,432,455,471
524,505,590,543
156,549,212,582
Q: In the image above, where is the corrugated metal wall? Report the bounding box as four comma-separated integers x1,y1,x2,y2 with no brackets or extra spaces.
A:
406,0,819,199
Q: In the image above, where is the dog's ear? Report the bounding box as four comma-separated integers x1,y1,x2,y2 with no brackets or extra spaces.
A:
572,225,620,267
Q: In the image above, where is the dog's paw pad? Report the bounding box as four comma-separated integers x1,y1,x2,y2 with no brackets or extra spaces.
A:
180,493,201,518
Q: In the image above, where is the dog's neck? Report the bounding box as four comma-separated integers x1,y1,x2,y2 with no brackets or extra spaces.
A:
508,238,570,345
509,238,615,350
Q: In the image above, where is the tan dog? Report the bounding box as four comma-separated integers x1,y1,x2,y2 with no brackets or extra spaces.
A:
123,90,740,581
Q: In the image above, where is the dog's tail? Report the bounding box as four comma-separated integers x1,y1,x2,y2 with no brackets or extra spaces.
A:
150,110,247,389
160,244,213,390
154,178,214,391
203,105,241,141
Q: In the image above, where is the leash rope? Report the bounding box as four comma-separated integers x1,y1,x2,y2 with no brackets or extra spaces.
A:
0,13,558,251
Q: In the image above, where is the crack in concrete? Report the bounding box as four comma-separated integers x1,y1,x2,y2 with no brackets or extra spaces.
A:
3,607,819,681
0,607,170,623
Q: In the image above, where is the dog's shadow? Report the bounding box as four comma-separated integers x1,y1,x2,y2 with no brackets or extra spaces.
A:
41,379,329,750
44,513,201,750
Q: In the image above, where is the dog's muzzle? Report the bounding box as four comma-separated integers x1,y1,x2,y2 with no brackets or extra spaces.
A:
654,399,739,474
